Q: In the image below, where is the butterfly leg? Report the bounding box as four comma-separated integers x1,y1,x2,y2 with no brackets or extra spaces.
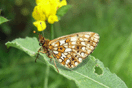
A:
35,48,46,62
36,48,59,72
38,51,46,54
48,53,53,62
35,48,41,62
46,53,59,72
52,58,59,73
35,53,39,62
48,55,53,59
47,51,59,72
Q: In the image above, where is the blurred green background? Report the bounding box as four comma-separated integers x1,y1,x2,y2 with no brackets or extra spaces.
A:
0,0,132,88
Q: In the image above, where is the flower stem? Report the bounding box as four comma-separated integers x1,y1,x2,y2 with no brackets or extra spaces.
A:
44,64,50,88
44,24,54,88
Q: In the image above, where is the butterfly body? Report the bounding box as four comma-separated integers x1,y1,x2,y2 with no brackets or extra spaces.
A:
38,32,99,69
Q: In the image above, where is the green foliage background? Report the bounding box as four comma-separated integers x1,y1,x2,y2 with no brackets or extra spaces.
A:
0,0,132,88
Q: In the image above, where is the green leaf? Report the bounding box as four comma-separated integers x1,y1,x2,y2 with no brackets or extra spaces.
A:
5,37,40,57
0,16,9,24
5,37,127,88
57,5,72,20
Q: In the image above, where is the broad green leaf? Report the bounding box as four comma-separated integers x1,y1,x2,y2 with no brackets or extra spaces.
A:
5,37,40,57
57,5,72,20
5,37,127,88
0,16,9,24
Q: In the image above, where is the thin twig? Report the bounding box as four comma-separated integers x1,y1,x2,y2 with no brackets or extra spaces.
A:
44,64,50,88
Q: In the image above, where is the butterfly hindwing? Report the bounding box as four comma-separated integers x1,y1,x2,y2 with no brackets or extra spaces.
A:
48,32,99,68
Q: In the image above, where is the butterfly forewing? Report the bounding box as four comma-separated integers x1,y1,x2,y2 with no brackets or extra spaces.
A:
48,32,100,68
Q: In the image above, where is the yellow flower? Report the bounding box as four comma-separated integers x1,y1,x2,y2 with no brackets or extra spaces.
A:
32,6,46,21
48,15,58,24
33,0,67,22
33,21,46,31
39,1,51,17
58,0,67,8
49,2,58,16
36,0,43,5
32,0,68,31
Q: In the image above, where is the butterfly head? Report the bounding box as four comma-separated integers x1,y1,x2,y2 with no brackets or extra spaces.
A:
33,31,45,46
38,34,50,47
38,34,45,46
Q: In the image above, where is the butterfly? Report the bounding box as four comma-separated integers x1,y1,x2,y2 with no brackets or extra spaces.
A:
36,32,100,72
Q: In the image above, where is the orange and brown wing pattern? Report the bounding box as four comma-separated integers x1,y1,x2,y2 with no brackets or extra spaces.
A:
48,32,100,68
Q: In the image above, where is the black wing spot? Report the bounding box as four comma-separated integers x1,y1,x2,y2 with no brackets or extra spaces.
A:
77,46,79,49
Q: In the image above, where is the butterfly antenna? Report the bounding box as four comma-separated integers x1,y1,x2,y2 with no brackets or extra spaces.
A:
33,22,45,36
40,22,44,37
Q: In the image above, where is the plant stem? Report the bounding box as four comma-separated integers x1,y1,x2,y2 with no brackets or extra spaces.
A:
44,64,50,88
44,24,54,88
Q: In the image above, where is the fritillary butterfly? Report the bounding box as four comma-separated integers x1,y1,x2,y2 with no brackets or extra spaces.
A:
36,32,100,72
